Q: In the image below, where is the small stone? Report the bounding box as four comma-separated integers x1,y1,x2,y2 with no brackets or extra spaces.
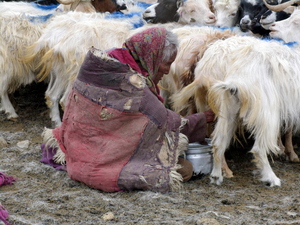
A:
196,217,220,225
287,212,297,217
0,136,8,148
102,212,114,221
17,140,30,149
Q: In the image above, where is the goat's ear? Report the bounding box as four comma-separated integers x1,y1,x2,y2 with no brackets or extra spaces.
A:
284,6,296,14
177,0,184,9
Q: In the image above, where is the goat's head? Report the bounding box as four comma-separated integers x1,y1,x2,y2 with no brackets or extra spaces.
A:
142,0,183,23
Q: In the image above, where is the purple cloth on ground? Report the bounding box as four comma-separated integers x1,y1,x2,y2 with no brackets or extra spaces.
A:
40,144,67,171
0,173,16,186
0,205,9,225
0,172,16,225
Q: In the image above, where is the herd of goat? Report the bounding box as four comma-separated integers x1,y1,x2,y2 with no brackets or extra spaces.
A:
1,0,300,188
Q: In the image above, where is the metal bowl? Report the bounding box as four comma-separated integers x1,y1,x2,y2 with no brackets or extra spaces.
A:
186,138,213,178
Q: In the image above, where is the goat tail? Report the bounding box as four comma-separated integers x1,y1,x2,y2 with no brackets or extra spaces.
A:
170,80,199,113
23,42,53,82
22,42,37,63
35,48,54,82
208,81,237,117
208,80,253,117
22,42,41,71
208,80,281,155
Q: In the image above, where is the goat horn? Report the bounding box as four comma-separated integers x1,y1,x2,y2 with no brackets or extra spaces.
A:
56,0,75,5
263,0,299,12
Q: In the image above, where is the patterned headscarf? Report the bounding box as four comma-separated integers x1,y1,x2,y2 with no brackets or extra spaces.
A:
123,27,167,98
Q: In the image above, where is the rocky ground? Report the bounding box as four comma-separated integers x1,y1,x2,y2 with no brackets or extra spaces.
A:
0,82,300,225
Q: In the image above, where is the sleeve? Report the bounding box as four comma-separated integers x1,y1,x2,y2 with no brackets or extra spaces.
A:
180,113,207,143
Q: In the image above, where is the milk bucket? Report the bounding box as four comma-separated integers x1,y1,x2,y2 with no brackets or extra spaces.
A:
186,138,213,179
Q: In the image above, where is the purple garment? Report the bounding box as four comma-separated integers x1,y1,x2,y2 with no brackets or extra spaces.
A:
0,205,9,225
40,144,67,171
0,173,16,225
0,173,16,186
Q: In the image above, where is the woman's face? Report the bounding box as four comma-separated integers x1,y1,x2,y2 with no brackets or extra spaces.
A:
153,50,177,84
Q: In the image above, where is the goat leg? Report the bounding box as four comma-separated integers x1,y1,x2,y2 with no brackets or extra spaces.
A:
222,154,233,178
284,129,299,162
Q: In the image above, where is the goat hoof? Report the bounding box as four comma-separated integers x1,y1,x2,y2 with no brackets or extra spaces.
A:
265,178,281,187
222,169,234,178
286,154,300,163
223,173,234,178
9,117,18,122
210,176,223,185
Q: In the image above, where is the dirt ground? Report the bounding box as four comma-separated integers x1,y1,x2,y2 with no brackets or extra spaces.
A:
1,82,300,225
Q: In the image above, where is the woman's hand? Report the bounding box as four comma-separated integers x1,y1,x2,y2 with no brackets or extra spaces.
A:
204,109,215,123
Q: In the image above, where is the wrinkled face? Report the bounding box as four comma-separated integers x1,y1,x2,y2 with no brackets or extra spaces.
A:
269,10,300,43
214,1,239,28
153,50,177,84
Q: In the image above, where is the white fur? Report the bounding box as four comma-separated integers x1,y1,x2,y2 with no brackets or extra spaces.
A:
160,26,243,108
269,7,300,43
159,26,218,107
27,16,184,126
0,13,46,119
26,11,135,126
201,36,300,186
0,2,58,16
213,0,241,27
260,11,276,30
177,0,216,25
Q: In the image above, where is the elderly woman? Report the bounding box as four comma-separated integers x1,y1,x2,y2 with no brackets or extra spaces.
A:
41,27,214,193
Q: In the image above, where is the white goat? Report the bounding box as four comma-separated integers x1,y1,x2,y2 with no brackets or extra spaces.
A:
176,35,300,187
0,13,46,120
160,26,236,107
177,0,216,25
0,0,134,122
161,26,243,177
25,10,189,127
213,0,241,28
25,12,135,126
269,7,300,43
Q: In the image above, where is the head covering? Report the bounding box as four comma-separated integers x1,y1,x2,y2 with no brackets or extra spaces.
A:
123,27,166,80
108,27,167,103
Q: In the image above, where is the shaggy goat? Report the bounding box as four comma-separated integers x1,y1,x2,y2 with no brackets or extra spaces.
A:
0,13,47,120
24,12,135,126
160,26,242,177
269,7,300,43
174,35,300,186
